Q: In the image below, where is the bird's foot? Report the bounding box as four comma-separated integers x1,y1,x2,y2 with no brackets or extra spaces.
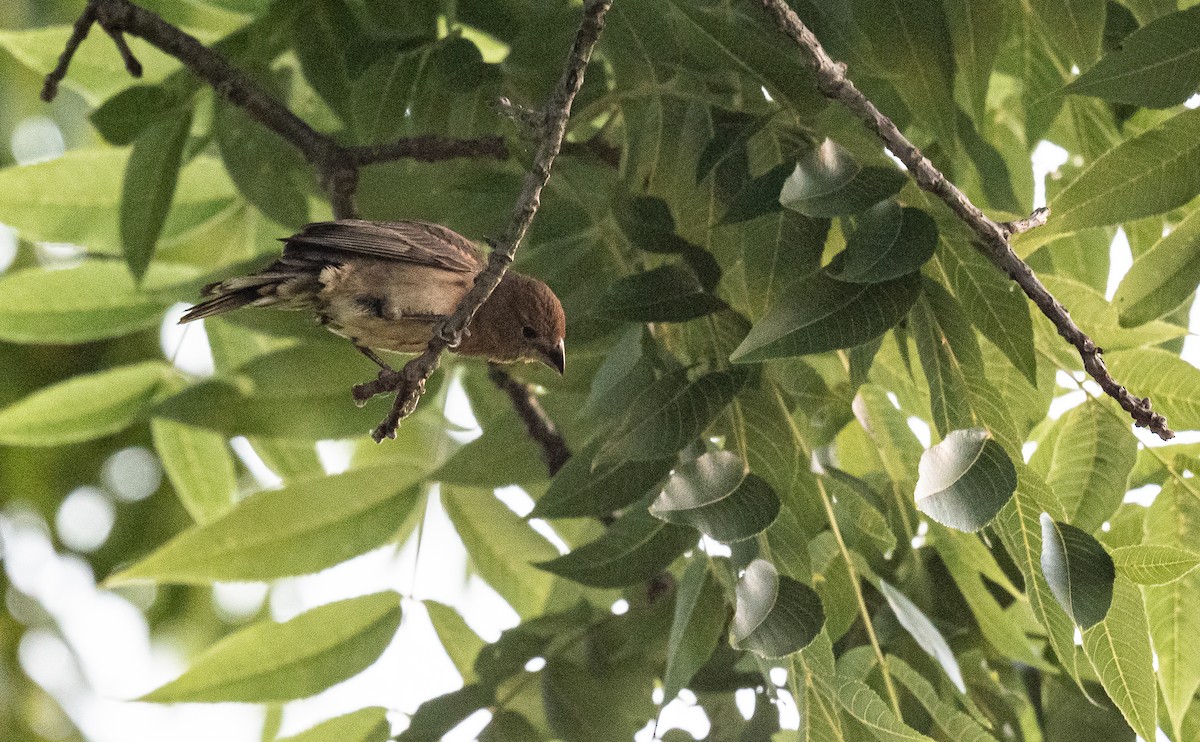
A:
352,367,404,407
370,376,425,442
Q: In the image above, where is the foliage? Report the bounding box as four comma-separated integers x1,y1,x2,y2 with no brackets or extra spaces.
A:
1,0,1199,740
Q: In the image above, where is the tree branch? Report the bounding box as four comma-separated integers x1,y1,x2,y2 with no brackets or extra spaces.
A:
487,364,572,476
756,0,1173,440
44,0,510,220
365,0,614,442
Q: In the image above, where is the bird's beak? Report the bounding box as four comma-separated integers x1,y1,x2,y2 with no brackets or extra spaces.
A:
540,339,566,375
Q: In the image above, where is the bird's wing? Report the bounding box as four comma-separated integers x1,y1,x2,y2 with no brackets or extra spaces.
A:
283,219,485,274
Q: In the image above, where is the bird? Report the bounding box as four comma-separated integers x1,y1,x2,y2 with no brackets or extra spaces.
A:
179,219,566,374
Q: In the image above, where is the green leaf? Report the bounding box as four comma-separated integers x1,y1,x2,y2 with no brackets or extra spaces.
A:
141,592,401,702
441,486,559,618
121,106,194,281
536,505,696,588
1046,107,1200,233
731,559,825,659
0,26,181,105
779,140,907,218
944,0,1006,120
1039,274,1187,349
1040,514,1116,629
0,149,234,254
531,441,674,519
215,102,311,228
663,557,727,701
597,263,727,323
721,162,793,225
1080,576,1158,741
399,684,494,742
90,85,190,146
730,270,921,363
107,467,425,584
597,369,748,464
0,261,195,344
424,601,485,684
1144,478,1200,738
1066,7,1200,108
291,0,355,124
1110,544,1200,585
828,202,938,283
886,657,996,742
150,417,238,523
1028,400,1136,532
1105,348,1200,431
877,580,965,693
933,228,1036,384
827,673,936,742
0,362,173,447
278,708,391,742
1031,0,1104,66
1114,207,1200,327
847,0,957,144
914,429,1017,532
650,451,780,542
825,472,896,557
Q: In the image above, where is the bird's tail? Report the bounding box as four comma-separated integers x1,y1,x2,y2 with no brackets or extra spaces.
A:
178,262,321,323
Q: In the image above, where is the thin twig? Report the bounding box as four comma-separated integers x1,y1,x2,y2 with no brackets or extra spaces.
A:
367,0,614,442
44,0,511,220
487,364,572,476
756,0,1172,440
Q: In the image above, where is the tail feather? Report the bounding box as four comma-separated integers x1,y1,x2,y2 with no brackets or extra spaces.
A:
178,266,322,323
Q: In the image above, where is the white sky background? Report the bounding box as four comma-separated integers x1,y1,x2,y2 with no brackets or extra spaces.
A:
4,96,1200,741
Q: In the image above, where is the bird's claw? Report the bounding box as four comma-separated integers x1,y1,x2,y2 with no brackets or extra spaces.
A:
352,367,404,407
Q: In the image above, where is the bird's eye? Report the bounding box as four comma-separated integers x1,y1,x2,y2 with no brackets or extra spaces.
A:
522,325,537,340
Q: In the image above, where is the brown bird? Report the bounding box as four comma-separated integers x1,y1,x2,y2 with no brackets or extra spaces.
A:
179,219,566,374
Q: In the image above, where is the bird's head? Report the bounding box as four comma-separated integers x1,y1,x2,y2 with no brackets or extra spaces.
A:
467,272,566,374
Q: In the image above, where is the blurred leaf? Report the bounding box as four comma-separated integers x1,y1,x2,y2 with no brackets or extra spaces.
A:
399,684,494,742
542,654,657,742
90,84,191,146
597,369,749,464
1039,274,1187,349
1113,207,1200,327
121,106,194,281
597,263,727,323
0,261,194,343
721,162,794,225
278,708,391,742
441,486,559,618
1047,107,1200,233
825,471,895,557
291,0,356,123
0,361,173,447
1110,544,1200,585
731,559,824,658
425,601,485,684
108,467,425,583
0,150,234,254
151,417,238,523
215,102,311,228
0,25,181,104
847,0,957,144
651,450,780,542
536,505,696,588
1028,400,1136,532
887,657,996,742
1031,0,1104,66
1066,7,1200,108
141,592,401,702
1040,514,1115,628
1080,576,1157,740
531,440,674,519
878,580,965,693
695,112,768,185
914,429,1017,532
944,1,1005,120
779,140,907,217
1105,348,1200,431
828,202,937,283
730,270,921,363
663,557,727,701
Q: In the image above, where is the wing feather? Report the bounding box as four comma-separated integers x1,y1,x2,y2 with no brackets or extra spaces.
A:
283,219,484,273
